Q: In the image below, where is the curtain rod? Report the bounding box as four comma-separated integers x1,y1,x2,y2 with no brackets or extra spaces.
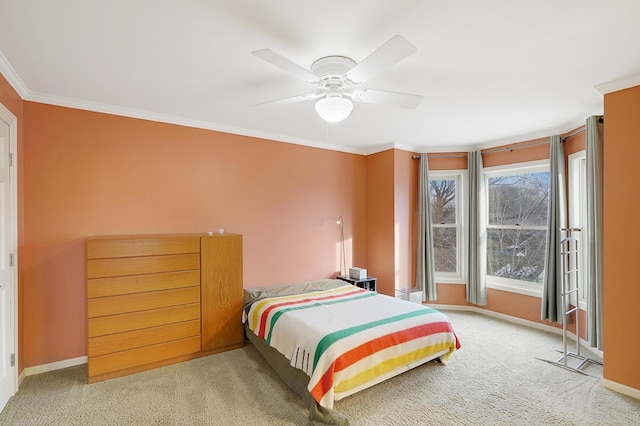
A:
560,116,603,141
411,154,468,160
413,117,603,158
481,139,549,154
413,137,564,158
561,127,584,142
486,124,595,151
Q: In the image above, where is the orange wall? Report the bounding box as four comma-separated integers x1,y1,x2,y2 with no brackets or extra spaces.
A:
563,129,585,155
390,152,469,294
603,85,640,391
0,75,25,372
0,75,22,120
365,149,395,296
393,149,419,289
425,139,583,330
21,101,367,367
428,153,467,172
365,148,419,295
482,138,550,167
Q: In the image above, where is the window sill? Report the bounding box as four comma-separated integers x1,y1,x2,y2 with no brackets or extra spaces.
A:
486,278,542,298
435,275,465,285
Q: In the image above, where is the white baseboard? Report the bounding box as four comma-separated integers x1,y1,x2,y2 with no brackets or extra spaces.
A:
601,378,640,401
427,304,604,359
23,356,87,377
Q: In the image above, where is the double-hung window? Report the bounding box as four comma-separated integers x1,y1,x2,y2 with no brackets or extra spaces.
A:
568,151,587,310
484,160,550,296
429,171,465,283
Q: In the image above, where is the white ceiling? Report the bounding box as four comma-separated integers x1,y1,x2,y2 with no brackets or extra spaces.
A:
1,1,639,154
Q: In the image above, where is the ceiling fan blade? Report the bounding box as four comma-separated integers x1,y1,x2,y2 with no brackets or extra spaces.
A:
252,92,324,107
350,88,423,109
252,49,321,84
345,35,417,84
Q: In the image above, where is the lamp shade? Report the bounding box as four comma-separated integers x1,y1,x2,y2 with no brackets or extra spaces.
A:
315,97,353,123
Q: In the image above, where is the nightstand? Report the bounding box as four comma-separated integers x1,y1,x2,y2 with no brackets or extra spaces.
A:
337,275,377,292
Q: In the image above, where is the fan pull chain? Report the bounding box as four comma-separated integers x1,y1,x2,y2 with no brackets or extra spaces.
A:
325,121,329,144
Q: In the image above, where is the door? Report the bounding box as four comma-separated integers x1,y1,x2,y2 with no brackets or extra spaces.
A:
0,111,16,412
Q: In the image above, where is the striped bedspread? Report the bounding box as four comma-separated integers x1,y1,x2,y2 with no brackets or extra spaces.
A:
246,284,460,408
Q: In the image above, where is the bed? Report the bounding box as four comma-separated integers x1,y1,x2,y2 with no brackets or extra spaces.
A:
243,279,460,424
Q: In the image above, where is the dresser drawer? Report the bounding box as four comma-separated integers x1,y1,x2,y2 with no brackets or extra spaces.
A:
87,236,200,259
88,336,202,377
88,303,201,337
88,270,200,298
87,253,200,279
88,320,200,357
88,286,200,318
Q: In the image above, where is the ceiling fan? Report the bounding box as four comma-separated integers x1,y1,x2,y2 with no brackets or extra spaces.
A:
252,35,424,123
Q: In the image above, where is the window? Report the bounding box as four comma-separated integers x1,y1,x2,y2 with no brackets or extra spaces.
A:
429,171,465,283
569,151,587,309
484,161,549,296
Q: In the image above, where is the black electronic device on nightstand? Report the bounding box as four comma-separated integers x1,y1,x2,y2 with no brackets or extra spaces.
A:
337,275,377,292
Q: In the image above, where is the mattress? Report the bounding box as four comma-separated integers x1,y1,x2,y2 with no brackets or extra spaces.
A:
244,280,460,411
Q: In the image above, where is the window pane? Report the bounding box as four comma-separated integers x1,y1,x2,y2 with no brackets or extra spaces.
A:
429,179,456,224
433,227,457,273
487,229,547,282
573,157,588,302
488,172,549,226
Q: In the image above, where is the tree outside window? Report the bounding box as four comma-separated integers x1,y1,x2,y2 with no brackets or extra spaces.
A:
429,173,463,280
486,169,549,284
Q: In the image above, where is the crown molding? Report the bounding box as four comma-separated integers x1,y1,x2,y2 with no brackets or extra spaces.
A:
26,91,366,155
594,73,640,94
2,48,609,158
16,88,608,158
358,142,395,155
0,51,29,98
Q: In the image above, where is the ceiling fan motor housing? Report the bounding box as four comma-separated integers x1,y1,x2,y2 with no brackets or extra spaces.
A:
311,56,357,93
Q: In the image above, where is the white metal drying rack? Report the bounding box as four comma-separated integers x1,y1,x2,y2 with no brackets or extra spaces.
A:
538,227,602,375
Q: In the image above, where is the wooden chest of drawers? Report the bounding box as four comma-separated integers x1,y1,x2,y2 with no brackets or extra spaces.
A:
86,234,243,383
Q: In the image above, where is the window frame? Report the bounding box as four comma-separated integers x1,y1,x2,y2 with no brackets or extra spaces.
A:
568,150,588,311
428,170,467,284
483,160,550,297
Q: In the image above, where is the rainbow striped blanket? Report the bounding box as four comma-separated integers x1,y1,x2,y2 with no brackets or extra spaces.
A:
246,284,460,408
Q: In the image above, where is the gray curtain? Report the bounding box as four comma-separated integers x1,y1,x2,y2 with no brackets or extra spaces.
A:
541,135,567,323
586,116,604,350
466,151,487,305
415,153,437,301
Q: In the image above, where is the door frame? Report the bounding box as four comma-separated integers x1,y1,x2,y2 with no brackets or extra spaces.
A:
0,101,18,403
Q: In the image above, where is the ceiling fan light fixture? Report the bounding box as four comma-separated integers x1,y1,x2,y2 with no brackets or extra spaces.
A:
315,97,353,123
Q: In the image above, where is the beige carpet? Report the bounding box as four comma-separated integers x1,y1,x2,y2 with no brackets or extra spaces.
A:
1,311,639,425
